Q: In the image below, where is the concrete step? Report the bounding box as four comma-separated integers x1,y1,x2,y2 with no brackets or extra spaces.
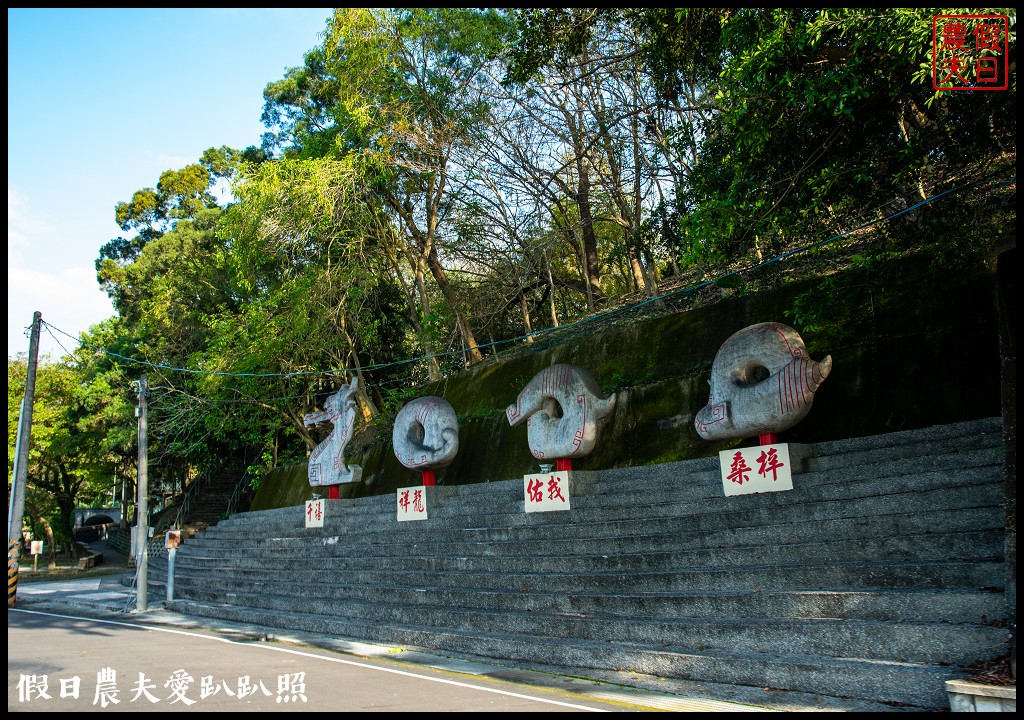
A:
202,425,1003,533
205,443,1002,532
169,558,1005,594
170,584,1005,664
163,418,1010,711
167,580,1004,623
186,505,1001,560
171,529,1004,575
192,472,1003,546
166,598,973,708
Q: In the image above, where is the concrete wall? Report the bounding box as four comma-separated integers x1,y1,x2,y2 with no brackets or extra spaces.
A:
253,253,1004,511
73,507,122,527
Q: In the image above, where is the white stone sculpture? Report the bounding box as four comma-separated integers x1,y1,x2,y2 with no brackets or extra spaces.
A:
393,396,460,470
506,364,616,460
695,322,832,441
304,380,363,486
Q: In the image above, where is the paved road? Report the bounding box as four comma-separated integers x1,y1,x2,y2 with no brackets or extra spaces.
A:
10,569,778,713
9,608,627,712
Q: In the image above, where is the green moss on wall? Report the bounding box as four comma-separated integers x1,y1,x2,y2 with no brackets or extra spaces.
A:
251,254,1002,512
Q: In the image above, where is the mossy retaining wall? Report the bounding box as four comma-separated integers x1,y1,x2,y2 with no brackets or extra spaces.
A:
252,254,1002,511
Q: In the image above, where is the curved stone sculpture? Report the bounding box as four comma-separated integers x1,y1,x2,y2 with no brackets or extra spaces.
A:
695,322,832,441
506,364,616,459
393,396,460,470
303,380,363,486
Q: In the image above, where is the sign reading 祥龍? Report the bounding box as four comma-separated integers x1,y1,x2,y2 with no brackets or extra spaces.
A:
396,486,428,521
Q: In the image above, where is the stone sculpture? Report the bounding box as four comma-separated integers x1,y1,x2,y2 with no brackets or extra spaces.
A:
507,364,616,460
393,396,460,470
695,322,832,441
304,380,363,486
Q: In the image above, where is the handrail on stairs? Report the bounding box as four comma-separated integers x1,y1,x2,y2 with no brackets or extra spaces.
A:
225,468,253,520
172,466,212,530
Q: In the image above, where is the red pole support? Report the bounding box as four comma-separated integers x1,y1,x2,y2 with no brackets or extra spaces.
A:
555,458,572,472
328,485,340,500
421,469,436,486
759,433,778,446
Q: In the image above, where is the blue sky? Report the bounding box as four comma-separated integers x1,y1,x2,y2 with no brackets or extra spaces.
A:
8,8,334,360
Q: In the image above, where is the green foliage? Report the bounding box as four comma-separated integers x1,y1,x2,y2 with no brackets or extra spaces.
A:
8,354,116,548
33,7,1013,516
785,280,836,335
672,8,1016,262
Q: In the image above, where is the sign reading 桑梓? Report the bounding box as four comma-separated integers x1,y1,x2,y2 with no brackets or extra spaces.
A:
720,443,794,496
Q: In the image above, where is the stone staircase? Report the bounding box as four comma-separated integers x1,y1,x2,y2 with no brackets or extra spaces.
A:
173,469,248,536
150,418,1010,711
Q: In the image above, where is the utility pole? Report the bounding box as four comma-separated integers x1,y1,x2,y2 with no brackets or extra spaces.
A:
135,374,149,612
8,311,41,607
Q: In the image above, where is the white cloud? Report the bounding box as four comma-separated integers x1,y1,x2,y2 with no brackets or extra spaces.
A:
7,188,56,263
8,265,114,360
8,186,117,358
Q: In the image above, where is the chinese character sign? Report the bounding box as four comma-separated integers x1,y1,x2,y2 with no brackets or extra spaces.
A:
523,471,571,513
932,14,1010,91
396,487,428,522
719,444,794,497
304,499,325,528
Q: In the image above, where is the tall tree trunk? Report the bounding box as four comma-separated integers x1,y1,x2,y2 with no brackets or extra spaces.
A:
575,159,603,306
25,500,57,569
629,248,647,293
338,311,378,422
546,257,559,328
40,517,57,569
520,290,534,343
426,248,484,364
382,242,443,381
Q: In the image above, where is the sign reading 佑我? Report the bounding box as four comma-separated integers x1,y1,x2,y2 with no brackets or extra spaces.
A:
719,443,794,497
523,471,571,513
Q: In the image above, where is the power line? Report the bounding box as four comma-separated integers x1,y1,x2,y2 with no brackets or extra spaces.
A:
37,167,1014,383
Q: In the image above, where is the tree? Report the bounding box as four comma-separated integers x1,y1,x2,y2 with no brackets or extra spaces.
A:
212,156,414,449
97,160,225,316
495,9,713,303
261,8,513,372
501,8,1015,275
8,357,110,555
652,8,1016,266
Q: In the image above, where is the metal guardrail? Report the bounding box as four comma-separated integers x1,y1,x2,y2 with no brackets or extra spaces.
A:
225,469,253,520
172,467,212,530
